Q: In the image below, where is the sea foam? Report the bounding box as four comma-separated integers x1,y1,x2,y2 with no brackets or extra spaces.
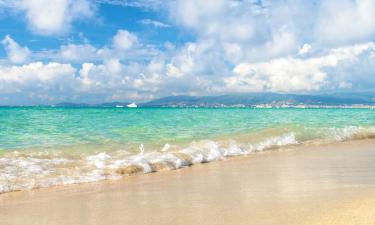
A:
1,127,375,194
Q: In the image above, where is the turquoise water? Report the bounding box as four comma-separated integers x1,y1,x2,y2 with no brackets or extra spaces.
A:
1,107,375,193
1,107,374,150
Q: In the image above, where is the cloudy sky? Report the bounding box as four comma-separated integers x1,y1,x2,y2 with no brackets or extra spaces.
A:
0,0,375,105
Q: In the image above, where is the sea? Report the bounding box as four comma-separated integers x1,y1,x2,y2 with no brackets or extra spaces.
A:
0,107,374,193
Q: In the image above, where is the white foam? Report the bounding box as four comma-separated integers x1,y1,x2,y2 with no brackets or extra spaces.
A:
223,141,248,156
328,126,375,141
161,143,171,152
1,128,374,194
86,152,111,169
249,132,298,152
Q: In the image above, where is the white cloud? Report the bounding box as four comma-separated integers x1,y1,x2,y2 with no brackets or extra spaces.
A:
1,41,375,104
77,60,161,101
0,62,76,103
166,0,375,62
338,81,352,89
167,0,301,64
0,63,77,105
59,43,98,62
55,29,154,64
171,0,254,42
227,42,375,92
316,0,375,44
1,35,30,63
299,44,312,55
15,0,95,36
104,58,123,74
96,0,167,10
3,0,375,104
0,62,75,83
139,19,170,28
112,29,138,50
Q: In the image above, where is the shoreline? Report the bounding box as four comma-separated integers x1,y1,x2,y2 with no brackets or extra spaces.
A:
2,129,375,194
2,139,375,224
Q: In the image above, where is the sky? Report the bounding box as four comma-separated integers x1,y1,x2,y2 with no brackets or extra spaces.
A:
0,0,375,105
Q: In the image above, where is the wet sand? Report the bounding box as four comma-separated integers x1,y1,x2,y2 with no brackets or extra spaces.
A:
1,139,375,225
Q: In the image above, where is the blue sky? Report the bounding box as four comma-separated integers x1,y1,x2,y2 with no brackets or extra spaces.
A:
0,0,375,105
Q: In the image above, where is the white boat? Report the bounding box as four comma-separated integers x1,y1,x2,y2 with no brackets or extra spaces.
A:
127,103,137,108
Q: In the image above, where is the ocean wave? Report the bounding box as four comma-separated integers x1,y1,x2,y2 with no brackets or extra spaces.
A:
0,127,375,194
328,126,375,141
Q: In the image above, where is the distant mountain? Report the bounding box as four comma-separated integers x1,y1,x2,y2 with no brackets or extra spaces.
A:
142,93,375,107
53,93,375,108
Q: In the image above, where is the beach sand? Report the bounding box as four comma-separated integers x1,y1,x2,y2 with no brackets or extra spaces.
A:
1,139,375,225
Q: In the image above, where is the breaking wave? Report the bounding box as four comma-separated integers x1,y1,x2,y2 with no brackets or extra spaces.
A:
1,126,375,194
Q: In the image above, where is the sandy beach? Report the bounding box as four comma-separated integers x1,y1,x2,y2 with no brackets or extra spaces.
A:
1,139,375,225
2,0,375,224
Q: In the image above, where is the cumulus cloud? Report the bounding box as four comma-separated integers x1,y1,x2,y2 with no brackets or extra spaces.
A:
112,29,138,50
298,44,312,55
316,0,375,44
169,0,375,48
0,62,75,84
168,0,303,63
2,0,375,104
77,60,164,101
227,43,375,92
59,43,98,62
14,0,95,35
171,0,254,42
2,41,375,105
55,29,154,64
1,35,30,63
0,62,76,105
55,29,156,65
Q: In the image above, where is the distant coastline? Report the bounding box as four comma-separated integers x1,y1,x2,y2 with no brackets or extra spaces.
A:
2,92,375,108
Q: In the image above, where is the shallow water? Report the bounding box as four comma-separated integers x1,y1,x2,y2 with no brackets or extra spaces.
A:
0,107,375,193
